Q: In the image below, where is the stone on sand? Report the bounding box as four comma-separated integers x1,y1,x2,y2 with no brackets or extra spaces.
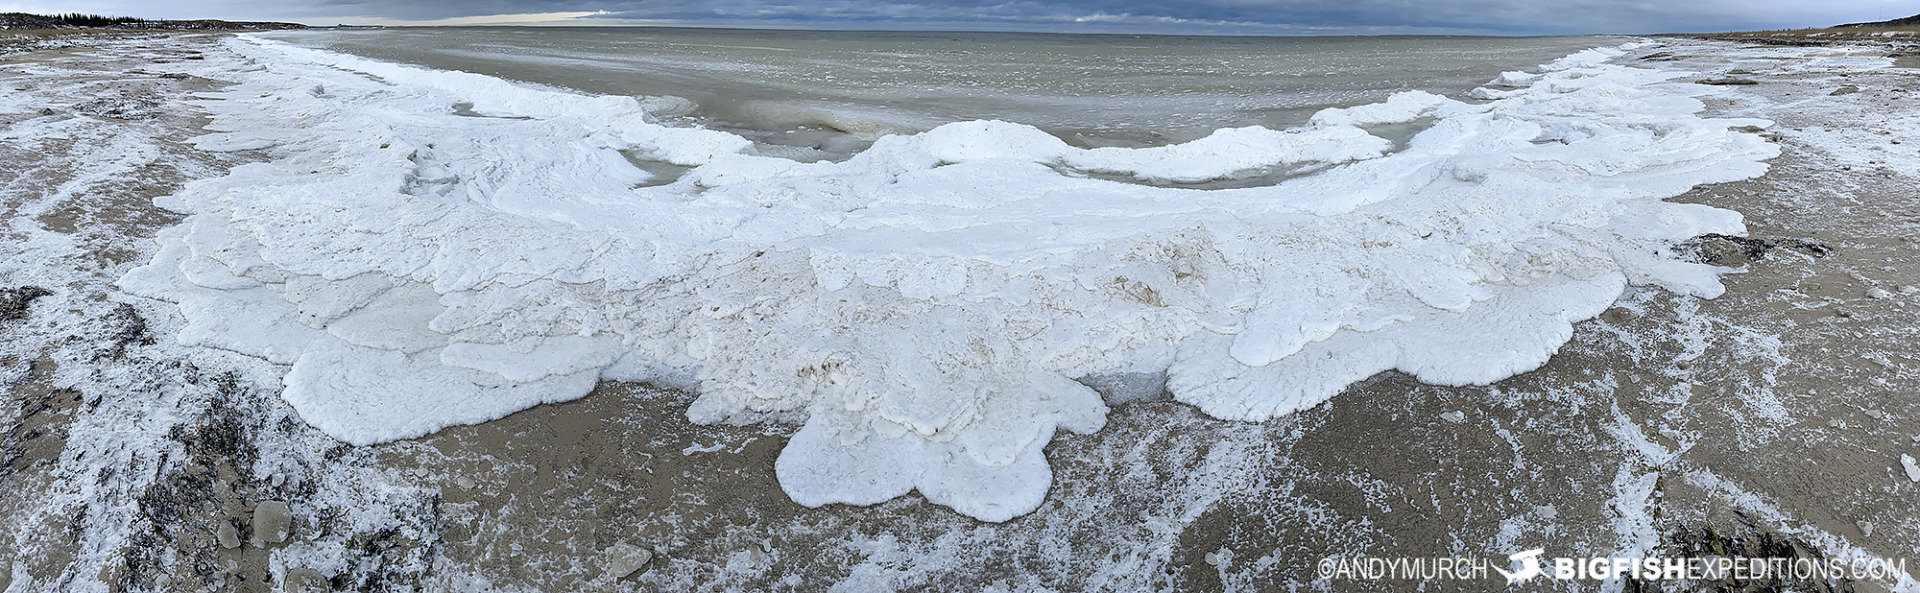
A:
1902,454,1920,483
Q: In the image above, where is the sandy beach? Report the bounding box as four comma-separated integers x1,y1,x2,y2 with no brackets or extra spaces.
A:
2,31,1919,593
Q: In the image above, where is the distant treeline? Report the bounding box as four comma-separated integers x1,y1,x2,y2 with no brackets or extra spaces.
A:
1835,12,1920,28
0,12,306,30
46,13,144,27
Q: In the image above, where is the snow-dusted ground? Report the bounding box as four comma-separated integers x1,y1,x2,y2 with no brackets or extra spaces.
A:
1,32,1918,592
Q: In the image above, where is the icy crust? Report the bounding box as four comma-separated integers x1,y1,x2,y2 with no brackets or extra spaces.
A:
120,39,1777,521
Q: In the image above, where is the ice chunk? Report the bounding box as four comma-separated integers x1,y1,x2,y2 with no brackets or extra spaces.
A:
215,521,239,549
603,543,653,579
1309,90,1460,127
251,500,292,546
282,345,601,445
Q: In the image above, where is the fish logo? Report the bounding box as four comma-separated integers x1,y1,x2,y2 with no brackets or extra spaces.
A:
1493,549,1545,585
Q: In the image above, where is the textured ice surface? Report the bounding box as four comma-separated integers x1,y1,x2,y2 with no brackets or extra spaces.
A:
119,38,1778,521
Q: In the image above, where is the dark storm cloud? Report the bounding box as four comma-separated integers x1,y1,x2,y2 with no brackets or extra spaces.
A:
10,0,1897,34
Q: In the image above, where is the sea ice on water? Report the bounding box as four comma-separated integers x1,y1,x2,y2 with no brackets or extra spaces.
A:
119,37,1778,521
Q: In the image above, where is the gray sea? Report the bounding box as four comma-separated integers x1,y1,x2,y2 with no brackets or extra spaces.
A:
264,27,1607,157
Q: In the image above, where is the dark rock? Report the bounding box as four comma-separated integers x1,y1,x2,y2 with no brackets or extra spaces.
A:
1832,85,1861,95
1687,234,1771,266
1698,78,1760,86
1637,515,1852,593
1775,238,1833,257
74,96,162,120
100,303,154,358
0,286,52,322
1682,233,1832,267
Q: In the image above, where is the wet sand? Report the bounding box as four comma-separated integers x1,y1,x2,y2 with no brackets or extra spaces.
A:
2,34,1918,593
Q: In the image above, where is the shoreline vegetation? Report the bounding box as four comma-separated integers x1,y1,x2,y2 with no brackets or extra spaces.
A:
0,12,304,41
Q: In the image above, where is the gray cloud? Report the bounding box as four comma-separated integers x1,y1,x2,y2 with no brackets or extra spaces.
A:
7,0,1899,34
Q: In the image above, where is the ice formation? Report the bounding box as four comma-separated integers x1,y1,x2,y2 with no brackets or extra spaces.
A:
120,38,1777,521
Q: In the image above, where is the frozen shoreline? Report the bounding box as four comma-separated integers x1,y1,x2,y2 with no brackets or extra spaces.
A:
115,34,1780,523
3,32,1920,592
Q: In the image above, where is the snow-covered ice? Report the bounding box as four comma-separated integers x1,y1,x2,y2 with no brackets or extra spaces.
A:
118,37,1778,521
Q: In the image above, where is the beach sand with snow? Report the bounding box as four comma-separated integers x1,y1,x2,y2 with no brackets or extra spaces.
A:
1,31,1918,592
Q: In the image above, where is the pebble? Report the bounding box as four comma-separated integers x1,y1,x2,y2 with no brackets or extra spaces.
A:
269,473,285,488
604,542,653,580
215,520,240,550
1829,419,1846,429
1867,288,1894,299
252,500,292,546
1903,454,1920,483
455,476,475,490
1203,548,1235,568
1860,521,1876,538
1439,411,1467,424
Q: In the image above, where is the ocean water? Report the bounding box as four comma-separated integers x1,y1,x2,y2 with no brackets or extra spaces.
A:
268,28,1608,158
118,30,1780,522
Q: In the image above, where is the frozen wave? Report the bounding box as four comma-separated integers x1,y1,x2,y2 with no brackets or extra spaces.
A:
119,37,1777,521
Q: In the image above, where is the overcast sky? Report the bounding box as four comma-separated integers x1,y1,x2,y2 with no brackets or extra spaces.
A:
0,0,1909,35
